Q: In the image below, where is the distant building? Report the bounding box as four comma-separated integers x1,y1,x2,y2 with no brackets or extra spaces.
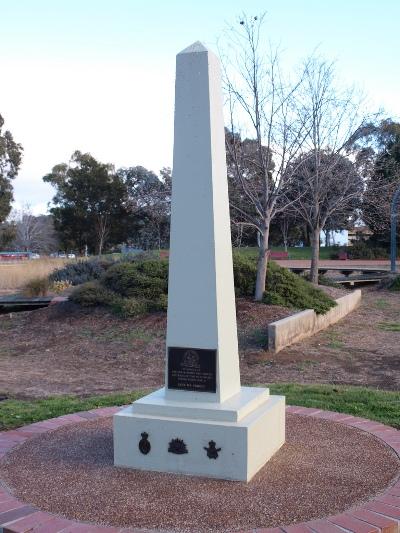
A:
347,226,372,247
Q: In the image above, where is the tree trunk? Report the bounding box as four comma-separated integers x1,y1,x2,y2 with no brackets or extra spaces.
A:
157,223,161,251
303,224,311,246
281,220,289,252
97,215,108,257
310,226,320,284
255,226,270,301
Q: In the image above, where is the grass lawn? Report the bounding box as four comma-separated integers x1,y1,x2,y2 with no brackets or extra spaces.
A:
1,384,398,431
234,246,337,260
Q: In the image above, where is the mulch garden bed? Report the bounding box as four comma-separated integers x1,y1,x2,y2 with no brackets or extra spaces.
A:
0,288,399,398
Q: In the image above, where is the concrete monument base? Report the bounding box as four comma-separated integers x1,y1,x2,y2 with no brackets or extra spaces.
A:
113,387,285,482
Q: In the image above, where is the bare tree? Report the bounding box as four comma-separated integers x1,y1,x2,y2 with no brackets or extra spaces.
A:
292,58,370,282
222,14,310,300
288,150,363,280
230,221,254,248
11,206,59,253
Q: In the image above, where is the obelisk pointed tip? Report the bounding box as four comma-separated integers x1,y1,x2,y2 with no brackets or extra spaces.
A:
178,41,210,55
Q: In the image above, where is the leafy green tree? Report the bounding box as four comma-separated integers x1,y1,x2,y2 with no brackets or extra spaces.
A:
270,211,305,250
43,151,129,255
117,165,171,249
356,120,400,245
0,114,23,223
0,222,16,251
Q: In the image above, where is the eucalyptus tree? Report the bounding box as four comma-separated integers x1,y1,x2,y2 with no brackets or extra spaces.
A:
0,114,23,224
357,120,400,245
44,151,129,255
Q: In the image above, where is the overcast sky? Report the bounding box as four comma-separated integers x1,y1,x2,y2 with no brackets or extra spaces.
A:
1,0,399,215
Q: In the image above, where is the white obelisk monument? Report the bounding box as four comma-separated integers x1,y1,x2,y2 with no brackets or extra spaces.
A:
113,42,285,481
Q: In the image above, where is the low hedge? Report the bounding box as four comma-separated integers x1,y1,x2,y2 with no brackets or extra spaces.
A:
233,253,335,314
102,260,168,299
69,281,116,307
49,259,113,285
70,254,335,317
344,241,388,260
263,261,336,314
70,260,168,317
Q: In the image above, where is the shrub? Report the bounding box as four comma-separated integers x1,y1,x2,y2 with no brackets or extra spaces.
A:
110,293,167,319
329,247,341,259
390,276,400,291
51,280,73,294
317,275,338,288
111,297,150,318
147,293,168,312
233,253,335,314
69,255,335,316
49,259,113,285
70,281,117,307
23,276,50,297
102,260,168,299
346,241,388,260
118,250,159,263
232,252,257,296
263,261,336,314
70,260,170,317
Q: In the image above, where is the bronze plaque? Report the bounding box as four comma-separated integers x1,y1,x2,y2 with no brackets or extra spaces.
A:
167,347,217,393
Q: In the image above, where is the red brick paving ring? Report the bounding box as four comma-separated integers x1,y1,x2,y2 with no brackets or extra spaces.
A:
0,406,399,533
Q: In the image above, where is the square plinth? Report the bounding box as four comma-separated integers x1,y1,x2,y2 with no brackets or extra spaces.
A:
113,387,285,482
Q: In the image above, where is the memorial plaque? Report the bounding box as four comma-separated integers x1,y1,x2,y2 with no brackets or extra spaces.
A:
168,347,217,393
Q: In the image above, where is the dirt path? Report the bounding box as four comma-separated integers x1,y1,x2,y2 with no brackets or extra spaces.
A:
0,289,399,398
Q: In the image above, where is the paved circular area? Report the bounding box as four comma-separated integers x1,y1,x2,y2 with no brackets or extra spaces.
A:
0,406,399,533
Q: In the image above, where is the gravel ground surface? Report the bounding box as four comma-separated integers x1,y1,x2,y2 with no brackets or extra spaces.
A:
1,414,398,533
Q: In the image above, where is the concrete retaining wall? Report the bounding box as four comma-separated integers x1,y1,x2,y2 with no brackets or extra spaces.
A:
267,290,362,353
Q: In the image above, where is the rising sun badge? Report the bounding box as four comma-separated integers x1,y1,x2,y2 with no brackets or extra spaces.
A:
168,438,188,454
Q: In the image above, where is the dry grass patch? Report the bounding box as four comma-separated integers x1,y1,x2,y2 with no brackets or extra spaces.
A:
0,259,70,291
